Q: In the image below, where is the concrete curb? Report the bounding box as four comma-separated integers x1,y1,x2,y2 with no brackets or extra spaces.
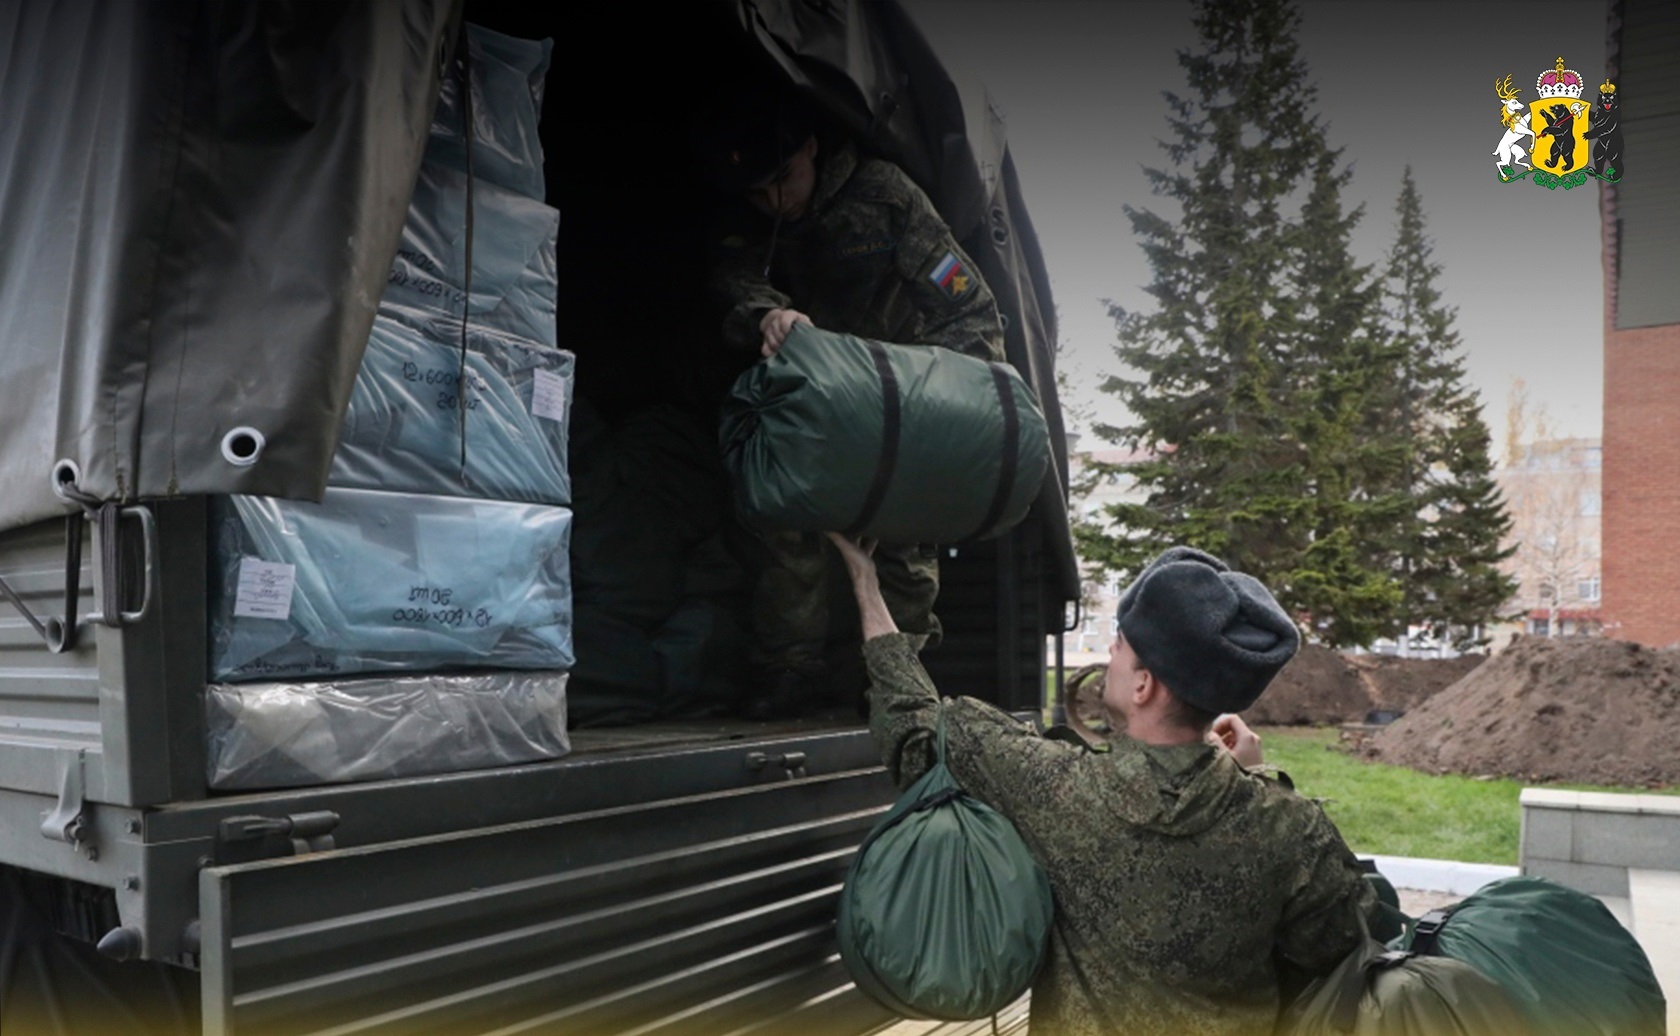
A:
1362,854,1519,896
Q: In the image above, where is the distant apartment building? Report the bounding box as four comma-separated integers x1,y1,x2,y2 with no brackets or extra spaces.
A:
1496,438,1604,639
1600,0,1680,647
1056,437,1151,660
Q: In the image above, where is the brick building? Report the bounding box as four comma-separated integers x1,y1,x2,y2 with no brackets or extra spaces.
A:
1599,0,1680,646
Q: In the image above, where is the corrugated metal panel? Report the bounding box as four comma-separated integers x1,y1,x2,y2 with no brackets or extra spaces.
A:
868,998,1030,1036
1612,0,1680,330
200,767,899,1036
0,517,105,799
0,500,209,813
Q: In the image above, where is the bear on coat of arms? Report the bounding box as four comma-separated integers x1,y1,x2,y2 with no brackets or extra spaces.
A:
1583,80,1622,181
1537,103,1578,172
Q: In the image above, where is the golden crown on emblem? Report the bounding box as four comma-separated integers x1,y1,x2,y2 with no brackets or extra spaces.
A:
1537,56,1585,99
1600,80,1618,95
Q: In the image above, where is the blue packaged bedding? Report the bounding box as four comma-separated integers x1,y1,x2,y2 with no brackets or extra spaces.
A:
209,489,574,682
332,312,573,505
386,161,559,348
427,24,552,201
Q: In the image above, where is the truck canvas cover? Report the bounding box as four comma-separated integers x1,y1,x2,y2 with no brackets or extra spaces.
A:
0,1,459,534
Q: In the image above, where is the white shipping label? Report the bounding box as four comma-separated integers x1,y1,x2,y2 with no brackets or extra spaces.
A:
530,369,569,423
234,558,297,620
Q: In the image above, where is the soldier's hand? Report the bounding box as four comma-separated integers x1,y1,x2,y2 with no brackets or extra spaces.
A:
760,308,813,357
823,532,878,579
1209,714,1263,768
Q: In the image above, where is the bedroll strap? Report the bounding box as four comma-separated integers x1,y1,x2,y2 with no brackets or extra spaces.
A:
846,341,902,535
971,364,1020,541
1409,908,1453,956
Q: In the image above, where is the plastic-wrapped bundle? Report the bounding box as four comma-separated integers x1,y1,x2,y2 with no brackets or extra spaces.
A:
386,162,560,347
205,671,569,790
209,489,574,682
427,24,552,201
332,311,573,505
720,325,1051,544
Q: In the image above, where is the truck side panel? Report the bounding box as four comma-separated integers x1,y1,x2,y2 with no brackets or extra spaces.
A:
199,769,898,1036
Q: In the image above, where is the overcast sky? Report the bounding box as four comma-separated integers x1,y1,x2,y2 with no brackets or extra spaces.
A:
905,1,1607,451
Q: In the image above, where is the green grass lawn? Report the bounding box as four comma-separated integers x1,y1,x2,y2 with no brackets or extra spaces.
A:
1041,672,1671,867
1258,727,1525,865
1259,726,1679,867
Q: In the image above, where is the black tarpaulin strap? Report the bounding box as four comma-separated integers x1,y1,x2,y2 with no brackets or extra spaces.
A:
973,364,1021,541
846,341,902,536
455,27,476,487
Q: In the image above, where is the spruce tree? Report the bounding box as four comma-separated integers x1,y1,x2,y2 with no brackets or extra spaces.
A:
1281,150,1411,646
1082,2,1510,648
1085,0,1330,588
1085,0,1395,644
1380,168,1516,647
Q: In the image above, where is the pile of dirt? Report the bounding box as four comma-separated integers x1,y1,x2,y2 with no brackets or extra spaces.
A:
1364,636,1680,787
1244,644,1368,725
1243,644,1485,726
1353,653,1486,715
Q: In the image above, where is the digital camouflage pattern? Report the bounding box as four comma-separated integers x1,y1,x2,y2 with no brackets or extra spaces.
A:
711,141,1005,362
863,632,1375,1036
712,141,1004,676
750,531,939,671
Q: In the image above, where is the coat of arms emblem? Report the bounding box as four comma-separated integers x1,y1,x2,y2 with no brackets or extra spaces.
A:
1494,57,1622,189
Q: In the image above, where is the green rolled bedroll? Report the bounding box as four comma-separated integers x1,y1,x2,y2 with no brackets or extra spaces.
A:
720,325,1051,544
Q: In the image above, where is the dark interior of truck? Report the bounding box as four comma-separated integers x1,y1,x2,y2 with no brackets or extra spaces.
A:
459,3,1060,741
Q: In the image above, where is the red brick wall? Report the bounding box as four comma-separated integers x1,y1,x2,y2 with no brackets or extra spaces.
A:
1602,310,1680,647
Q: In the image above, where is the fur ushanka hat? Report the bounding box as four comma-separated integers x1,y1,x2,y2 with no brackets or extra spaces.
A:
1115,547,1300,714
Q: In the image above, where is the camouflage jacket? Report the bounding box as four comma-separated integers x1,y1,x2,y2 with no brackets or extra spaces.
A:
710,141,1004,361
863,633,1374,1036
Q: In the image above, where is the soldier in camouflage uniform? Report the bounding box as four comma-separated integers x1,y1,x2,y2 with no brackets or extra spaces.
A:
830,536,1375,1035
699,93,1005,718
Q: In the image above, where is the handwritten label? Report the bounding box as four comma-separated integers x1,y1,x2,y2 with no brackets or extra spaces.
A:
530,369,568,424
234,558,296,620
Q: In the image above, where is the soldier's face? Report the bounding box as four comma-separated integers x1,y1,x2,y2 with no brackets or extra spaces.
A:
747,137,819,220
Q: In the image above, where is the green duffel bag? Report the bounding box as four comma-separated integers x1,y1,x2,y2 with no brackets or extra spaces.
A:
720,324,1050,544
1398,876,1666,1036
1279,916,1530,1036
836,711,1053,1020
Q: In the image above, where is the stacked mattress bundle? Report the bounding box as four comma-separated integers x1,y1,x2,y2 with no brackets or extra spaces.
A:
206,26,573,790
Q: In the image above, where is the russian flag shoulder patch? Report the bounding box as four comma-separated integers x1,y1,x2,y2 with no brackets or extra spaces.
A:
928,251,975,299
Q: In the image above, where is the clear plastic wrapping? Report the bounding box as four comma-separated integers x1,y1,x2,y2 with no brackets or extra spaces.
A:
426,24,552,201
386,161,560,347
332,310,573,504
206,670,569,789
209,489,574,682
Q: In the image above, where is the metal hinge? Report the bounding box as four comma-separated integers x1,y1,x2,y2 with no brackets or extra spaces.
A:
217,811,340,862
745,750,808,779
40,749,94,857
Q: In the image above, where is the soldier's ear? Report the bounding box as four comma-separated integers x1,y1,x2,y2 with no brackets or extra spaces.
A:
1133,668,1164,707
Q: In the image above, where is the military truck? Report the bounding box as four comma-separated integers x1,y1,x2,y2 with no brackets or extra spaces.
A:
0,2,1077,1032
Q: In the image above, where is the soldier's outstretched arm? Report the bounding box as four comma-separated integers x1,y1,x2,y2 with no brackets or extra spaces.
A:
830,532,1063,799
710,233,793,352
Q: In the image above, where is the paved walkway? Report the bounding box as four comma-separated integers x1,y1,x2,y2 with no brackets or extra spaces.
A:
1630,869,1680,1034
